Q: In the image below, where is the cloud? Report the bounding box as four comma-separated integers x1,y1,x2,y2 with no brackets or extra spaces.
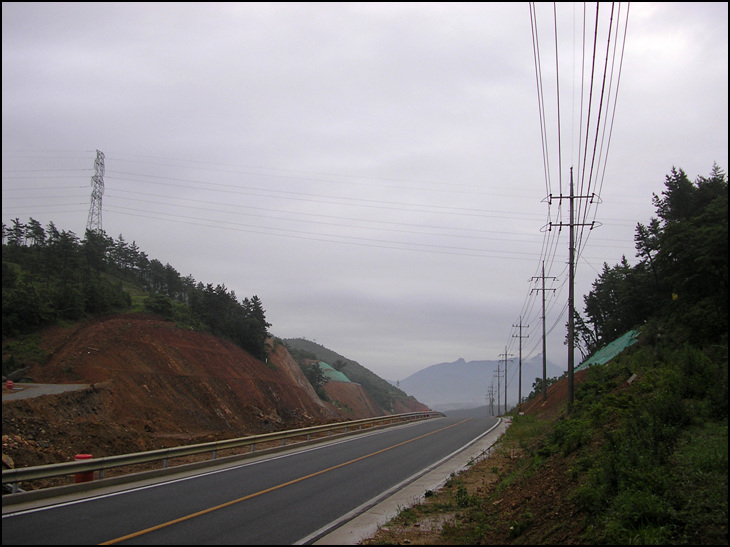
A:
2,2,727,382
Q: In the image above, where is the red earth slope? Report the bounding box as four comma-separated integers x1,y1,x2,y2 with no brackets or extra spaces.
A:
2,314,401,469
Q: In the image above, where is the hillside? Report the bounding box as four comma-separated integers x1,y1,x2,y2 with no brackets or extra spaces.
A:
363,334,728,545
282,338,430,414
1,314,415,471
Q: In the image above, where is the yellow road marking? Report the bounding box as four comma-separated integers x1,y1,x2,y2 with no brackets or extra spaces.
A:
101,418,469,544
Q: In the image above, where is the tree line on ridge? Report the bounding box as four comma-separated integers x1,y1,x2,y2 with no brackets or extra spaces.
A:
2,222,270,360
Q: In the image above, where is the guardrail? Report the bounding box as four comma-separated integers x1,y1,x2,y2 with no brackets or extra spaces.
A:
2,411,443,494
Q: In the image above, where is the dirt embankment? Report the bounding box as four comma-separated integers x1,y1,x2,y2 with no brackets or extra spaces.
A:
323,381,384,417
2,314,393,470
519,368,589,417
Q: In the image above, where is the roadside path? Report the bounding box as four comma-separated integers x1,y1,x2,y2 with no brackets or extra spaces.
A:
2,383,89,402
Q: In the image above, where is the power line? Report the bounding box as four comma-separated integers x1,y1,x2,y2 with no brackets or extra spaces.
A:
519,3,630,399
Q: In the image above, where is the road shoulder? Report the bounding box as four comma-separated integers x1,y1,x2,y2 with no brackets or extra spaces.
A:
311,417,510,545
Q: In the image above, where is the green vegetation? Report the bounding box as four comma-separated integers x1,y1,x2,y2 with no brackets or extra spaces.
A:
555,344,727,543
369,165,727,545
283,337,421,412
381,344,726,544
1,334,48,378
285,345,330,400
527,375,561,400
575,164,727,358
560,166,728,542
3,166,728,543
2,222,271,360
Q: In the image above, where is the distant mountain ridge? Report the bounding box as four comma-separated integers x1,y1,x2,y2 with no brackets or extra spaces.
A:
398,355,564,412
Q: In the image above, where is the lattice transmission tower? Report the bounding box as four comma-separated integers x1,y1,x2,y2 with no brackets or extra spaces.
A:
86,150,105,233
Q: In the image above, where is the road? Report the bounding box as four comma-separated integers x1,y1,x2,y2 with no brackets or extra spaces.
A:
2,383,90,402
2,410,500,545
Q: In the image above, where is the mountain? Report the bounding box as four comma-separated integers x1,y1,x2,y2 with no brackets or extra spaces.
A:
398,355,564,412
281,338,430,414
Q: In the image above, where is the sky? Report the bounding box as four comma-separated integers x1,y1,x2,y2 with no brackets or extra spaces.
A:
3,3,728,383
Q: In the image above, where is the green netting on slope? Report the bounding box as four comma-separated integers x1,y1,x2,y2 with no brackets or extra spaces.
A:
575,329,640,372
317,361,351,382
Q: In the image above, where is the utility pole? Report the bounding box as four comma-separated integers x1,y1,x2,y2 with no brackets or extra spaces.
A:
86,150,105,234
547,167,598,411
493,362,501,415
487,383,495,416
512,317,529,409
531,261,556,401
499,347,514,413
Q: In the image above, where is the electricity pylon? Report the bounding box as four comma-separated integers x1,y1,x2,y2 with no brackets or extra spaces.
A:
86,150,105,234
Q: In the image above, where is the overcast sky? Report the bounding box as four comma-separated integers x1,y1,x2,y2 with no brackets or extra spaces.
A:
3,3,728,384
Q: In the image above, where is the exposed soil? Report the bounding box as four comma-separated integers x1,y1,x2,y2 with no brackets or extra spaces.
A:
3,313,590,543
361,370,590,545
2,314,423,488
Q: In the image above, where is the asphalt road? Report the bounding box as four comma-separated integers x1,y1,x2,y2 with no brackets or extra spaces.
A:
2,383,90,401
2,411,499,545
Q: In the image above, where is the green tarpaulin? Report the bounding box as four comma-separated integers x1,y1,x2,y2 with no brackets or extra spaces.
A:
576,329,640,372
316,361,351,382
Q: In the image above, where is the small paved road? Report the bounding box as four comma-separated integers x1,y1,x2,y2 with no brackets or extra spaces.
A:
2,383,89,402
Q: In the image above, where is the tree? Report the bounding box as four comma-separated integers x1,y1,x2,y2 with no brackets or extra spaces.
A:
54,230,80,290
652,165,728,343
82,229,110,277
582,165,728,349
26,218,46,260
652,167,696,223
149,259,167,293
145,293,174,318
582,257,653,346
163,263,182,299
240,295,271,360
128,241,140,277
2,217,275,360
572,310,598,359
634,218,661,286
135,250,150,285
527,376,560,401
301,362,329,399
7,218,25,247
2,280,53,335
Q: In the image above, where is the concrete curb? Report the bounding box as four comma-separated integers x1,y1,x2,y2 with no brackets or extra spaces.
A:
311,417,511,545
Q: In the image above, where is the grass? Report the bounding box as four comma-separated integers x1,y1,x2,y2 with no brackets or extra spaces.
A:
2,333,49,377
364,340,728,545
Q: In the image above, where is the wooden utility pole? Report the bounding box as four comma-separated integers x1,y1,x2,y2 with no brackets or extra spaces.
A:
547,167,597,411
531,261,556,401
499,347,514,412
493,362,501,415
512,317,529,409
487,383,495,416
